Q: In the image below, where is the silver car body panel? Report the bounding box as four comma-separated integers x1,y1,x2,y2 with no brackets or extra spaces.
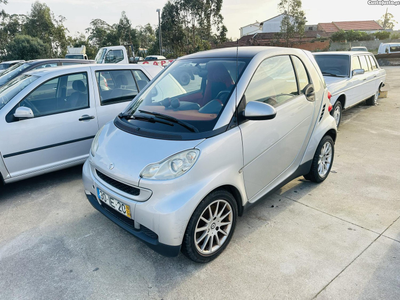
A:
83,47,337,248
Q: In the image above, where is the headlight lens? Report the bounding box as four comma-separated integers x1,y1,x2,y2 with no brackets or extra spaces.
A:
90,126,104,157
140,149,200,180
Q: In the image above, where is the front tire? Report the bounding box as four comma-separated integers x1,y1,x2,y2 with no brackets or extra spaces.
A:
182,190,238,263
304,135,334,183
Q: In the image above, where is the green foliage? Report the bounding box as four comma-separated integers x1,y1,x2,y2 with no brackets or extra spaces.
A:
67,33,97,59
23,1,68,57
136,23,156,51
331,30,375,42
5,34,50,60
86,11,139,55
378,11,397,30
159,0,226,57
391,32,400,40
277,0,306,47
374,31,390,40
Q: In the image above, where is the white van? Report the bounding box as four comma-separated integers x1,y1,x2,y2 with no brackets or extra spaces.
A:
378,43,400,54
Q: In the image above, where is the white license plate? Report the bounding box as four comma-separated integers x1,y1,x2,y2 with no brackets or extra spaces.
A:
97,188,131,218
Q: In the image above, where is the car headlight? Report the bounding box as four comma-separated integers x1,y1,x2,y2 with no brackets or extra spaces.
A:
90,126,104,157
140,149,200,180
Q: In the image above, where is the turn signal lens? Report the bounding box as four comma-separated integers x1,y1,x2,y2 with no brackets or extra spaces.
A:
328,103,333,112
327,91,332,100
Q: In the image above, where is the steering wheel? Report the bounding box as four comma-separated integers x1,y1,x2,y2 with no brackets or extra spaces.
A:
21,100,40,116
215,90,231,104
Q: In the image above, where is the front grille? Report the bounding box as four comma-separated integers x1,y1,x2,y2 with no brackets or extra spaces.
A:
100,201,135,227
96,170,140,196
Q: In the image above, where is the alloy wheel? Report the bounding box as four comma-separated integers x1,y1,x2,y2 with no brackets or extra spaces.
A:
194,199,233,256
318,141,333,178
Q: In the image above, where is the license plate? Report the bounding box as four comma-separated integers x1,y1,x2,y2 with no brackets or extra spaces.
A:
97,188,131,218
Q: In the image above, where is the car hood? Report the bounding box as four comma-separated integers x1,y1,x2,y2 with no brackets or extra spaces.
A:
91,121,204,187
323,76,349,94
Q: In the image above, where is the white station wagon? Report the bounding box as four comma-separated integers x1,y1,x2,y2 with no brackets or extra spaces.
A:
0,64,161,185
313,51,386,127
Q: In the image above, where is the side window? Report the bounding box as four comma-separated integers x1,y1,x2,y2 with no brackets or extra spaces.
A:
132,70,150,90
368,55,378,70
291,56,310,93
33,63,58,70
96,70,138,105
351,56,361,71
244,55,298,108
359,55,369,72
105,50,124,63
19,72,89,117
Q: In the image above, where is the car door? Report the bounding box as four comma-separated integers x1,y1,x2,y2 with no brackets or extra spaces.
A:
367,55,380,92
239,55,315,201
93,68,150,127
2,71,98,179
346,55,365,107
358,55,375,99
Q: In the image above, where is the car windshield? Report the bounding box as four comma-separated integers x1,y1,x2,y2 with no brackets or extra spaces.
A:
0,74,39,110
95,49,107,64
66,55,84,59
121,58,249,134
0,62,33,87
314,55,350,77
0,64,10,70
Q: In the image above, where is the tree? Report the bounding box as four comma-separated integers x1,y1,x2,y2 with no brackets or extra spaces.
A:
374,31,390,40
277,0,306,47
378,9,398,30
136,23,156,53
5,34,50,60
23,1,68,57
67,33,97,59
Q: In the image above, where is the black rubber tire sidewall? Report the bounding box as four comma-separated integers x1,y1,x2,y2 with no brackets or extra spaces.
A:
181,189,238,263
304,135,335,183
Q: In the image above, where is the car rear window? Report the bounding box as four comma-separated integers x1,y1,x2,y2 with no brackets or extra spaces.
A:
314,55,349,77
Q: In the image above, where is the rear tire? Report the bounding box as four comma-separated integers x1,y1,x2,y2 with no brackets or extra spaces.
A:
181,190,237,263
304,135,334,183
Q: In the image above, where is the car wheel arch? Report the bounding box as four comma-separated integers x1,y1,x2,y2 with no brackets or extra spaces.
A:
337,94,346,108
324,129,337,142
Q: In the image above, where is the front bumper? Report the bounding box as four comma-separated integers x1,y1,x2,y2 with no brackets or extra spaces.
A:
85,193,180,257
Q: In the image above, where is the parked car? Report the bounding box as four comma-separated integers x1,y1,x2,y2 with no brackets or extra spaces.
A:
0,60,24,76
0,59,95,88
0,64,162,185
313,51,386,127
350,46,368,52
83,46,337,262
144,55,166,61
377,43,400,54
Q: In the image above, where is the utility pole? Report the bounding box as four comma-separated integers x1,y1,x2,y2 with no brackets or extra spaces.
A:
156,9,162,56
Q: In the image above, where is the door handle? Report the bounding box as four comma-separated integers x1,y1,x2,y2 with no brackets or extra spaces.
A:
79,115,95,121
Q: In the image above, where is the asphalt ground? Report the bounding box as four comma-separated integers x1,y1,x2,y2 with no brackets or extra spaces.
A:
0,67,399,300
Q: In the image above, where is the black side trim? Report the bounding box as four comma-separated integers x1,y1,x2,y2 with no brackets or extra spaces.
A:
3,135,95,158
86,193,180,257
243,160,312,214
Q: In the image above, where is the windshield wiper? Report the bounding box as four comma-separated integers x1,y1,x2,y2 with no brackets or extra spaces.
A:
118,112,173,126
138,109,199,133
322,72,346,77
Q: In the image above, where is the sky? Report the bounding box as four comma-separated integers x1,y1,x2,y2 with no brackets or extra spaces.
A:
1,0,399,40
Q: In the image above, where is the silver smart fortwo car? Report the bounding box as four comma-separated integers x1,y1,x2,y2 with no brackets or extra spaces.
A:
83,47,337,263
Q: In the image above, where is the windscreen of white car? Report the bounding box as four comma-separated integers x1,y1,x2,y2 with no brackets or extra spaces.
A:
0,62,33,87
314,55,350,77
119,58,249,136
0,74,39,110
95,48,107,64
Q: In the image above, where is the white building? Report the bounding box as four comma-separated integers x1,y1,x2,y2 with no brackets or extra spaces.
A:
239,22,262,38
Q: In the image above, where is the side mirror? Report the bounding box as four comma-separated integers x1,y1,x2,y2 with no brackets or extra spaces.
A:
14,106,34,119
352,69,365,76
303,83,315,102
243,101,277,121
